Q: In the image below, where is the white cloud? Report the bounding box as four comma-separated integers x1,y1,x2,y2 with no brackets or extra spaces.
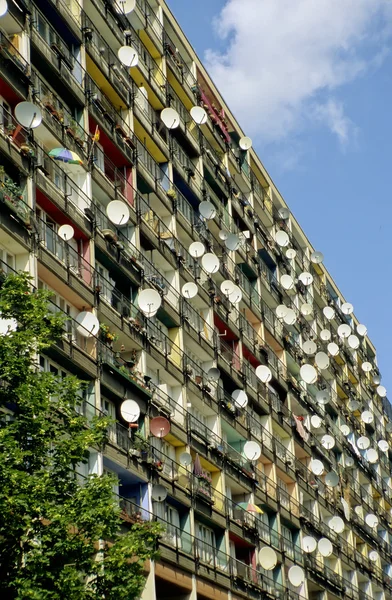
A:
205,0,392,145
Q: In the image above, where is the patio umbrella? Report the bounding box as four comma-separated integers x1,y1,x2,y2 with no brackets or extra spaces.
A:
238,502,263,514
48,148,83,167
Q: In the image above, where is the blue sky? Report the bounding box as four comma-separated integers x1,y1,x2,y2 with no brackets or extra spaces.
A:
167,0,392,395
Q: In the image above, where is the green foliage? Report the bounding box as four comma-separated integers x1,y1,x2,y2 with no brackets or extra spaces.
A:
0,273,161,599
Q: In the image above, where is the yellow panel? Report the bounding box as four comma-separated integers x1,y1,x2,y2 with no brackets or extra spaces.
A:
139,29,161,59
134,120,167,162
85,56,124,109
167,70,193,108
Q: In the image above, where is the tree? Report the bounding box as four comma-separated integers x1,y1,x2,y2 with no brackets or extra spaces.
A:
0,272,161,599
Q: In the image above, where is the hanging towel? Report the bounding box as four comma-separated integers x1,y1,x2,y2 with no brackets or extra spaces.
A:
293,415,309,442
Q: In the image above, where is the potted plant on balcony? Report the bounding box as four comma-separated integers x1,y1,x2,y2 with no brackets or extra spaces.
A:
6,123,15,138
166,187,177,200
99,323,119,348
0,178,30,225
66,118,84,146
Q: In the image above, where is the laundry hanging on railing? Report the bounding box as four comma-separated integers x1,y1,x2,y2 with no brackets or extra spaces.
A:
293,415,309,442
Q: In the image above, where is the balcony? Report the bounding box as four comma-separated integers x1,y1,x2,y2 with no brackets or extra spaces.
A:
0,29,30,97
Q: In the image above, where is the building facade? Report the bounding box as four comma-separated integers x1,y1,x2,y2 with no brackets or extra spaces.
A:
1,0,392,599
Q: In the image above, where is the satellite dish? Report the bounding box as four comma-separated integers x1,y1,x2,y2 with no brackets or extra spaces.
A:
225,233,240,251
285,248,296,259
150,417,170,438
365,514,378,529
228,285,242,304
318,538,333,557
298,272,313,286
329,516,344,533
190,106,207,125
179,452,192,466
361,410,374,424
275,304,289,319
0,0,7,17
239,136,252,150
280,274,294,290
0,318,17,335
321,434,335,450
120,400,140,423
288,566,305,587
243,441,261,461
160,107,180,129
106,200,130,226
366,448,379,463
357,323,367,337
151,484,167,502
232,389,248,408
201,253,220,274
275,230,289,247
300,364,317,385
302,536,317,553
354,505,364,517
278,207,290,220
310,415,322,428
118,46,139,67
341,302,354,315
255,365,272,383
378,440,389,452
303,340,317,356
357,436,370,450
258,547,277,570
373,374,382,386
320,329,331,341
58,224,74,240
199,201,216,220
361,361,373,373
300,303,313,317
315,352,329,370
310,459,324,476
369,550,379,562
323,306,335,321
310,251,324,264
189,241,205,258
220,280,235,297
283,308,296,325
75,311,99,337
340,424,350,436
181,282,198,298
138,289,162,316
219,230,228,241
207,367,220,381
347,400,360,412
338,324,351,339
14,102,42,129
348,335,360,349
345,455,354,467
325,471,339,488
315,389,330,405
115,0,135,13
327,342,339,357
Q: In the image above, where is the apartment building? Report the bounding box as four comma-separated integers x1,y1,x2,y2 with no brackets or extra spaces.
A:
1,0,392,599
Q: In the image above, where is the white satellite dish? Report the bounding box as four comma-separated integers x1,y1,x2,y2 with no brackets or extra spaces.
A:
318,538,333,557
340,424,350,436
288,566,305,587
189,241,205,258
361,361,372,373
300,364,317,385
228,285,242,304
378,440,389,452
181,282,198,298
151,484,167,502
0,0,8,17
199,201,216,220
276,304,289,319
311,415,322,428
220,280,235,296
15,102,42,129
366,448,379,463
329,516,344,533
300,303,313,317
201,253,220,274
118,46,139,67
325,471,339,487
354,505,364,517
255,365,272,383
302,536,317,553
120,399,140,423
243,440,261,461
341,302,354,315
179,452,192,466
280,274,294,290
278,207,290,220
275,230,289,247
303,340,317,356
58,224,74,240
258,547,277,570
239,136,252,150
369,550,379,562
232,389,248,408
283,308,296,325
376,385,387,398
310,459,324,476
315,389,330,405
160,107,180,129
106,200,130,226
357,436,370,450
225,233,241,252
285,248,296,259
348,335,360,350
327,342,339,357
219,230,228,241
298,272,313,286
315,352,330,370
138,288,162,316
310,251,324,264
361,410,373,424
365,514,378,529
338,324,351,339
320,329,331,341
347,400,360,411
357,323,367,337
75,311,99,337
321,434,335,450
207,367,220,381
323,306,335,321
115,0,135,13
190,106,208,125
0,318,17,335
373,374,381,386
345,455,354,467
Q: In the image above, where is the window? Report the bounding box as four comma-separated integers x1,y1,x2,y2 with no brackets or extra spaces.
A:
196,523,216,564
153,502,181,547
93,143,105,172
36,208,79,270
96,262,115,303
281,525,294,558
0,245,15,272
38,280,73,335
